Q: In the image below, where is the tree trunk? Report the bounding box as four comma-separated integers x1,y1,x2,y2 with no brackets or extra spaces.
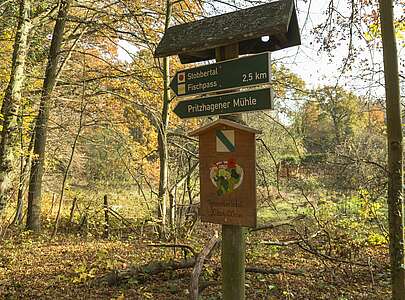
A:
12,116,34,225
26,0,71,231
0,0,31,216
157,125,169,234
157,0,172,237
69,197,78,224
378,1,405,299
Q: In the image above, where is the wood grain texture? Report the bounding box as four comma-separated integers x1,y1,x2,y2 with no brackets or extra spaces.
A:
198,123,257,227
154,0,300,63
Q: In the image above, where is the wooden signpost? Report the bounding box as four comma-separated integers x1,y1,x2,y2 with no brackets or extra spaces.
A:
190,119,260,227
169,52,271,97
173,87,273,119
155,1,301,299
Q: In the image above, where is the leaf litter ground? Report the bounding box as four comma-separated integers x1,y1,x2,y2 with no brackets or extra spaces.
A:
0,221,391,299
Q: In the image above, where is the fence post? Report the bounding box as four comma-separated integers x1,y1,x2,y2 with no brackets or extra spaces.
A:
103,194,110,238
69,197,77,223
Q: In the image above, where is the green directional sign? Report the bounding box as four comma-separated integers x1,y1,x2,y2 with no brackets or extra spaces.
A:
173,88,273,119
170,52,271,97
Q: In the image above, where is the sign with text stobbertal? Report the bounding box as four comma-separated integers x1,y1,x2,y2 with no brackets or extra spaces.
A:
189,119,261,227
170,52,271,97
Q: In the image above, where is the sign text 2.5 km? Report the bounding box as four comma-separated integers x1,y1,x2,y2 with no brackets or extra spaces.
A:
170,52,271,97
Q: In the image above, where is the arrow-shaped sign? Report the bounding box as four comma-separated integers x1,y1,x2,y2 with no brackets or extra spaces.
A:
173,88,273,119
170,52,271,97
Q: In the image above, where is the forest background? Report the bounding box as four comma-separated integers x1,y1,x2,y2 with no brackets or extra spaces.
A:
0,0,404,299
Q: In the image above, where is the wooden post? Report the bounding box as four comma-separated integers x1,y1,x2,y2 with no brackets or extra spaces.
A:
216,44,246,300
79,214,88,236
49,192,55,215
103,194,110,239
69,197,77,224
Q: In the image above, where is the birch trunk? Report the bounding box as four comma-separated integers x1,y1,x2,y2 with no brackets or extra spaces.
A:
0,0,31,216
12,112,34,225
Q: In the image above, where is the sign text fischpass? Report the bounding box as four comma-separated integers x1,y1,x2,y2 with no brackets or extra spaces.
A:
170,52,271,97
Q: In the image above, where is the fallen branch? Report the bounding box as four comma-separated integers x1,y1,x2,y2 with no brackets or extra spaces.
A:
189,266,304,295
99,258,197,286
260,240,302,246
190,232,220,300
250,214,306,232
259,230,322,247
106,208,139,234
297,242,369,267
148,243,197,257
108,208,133,227
97,259,305,287
199,280,220,293
246,266,305,276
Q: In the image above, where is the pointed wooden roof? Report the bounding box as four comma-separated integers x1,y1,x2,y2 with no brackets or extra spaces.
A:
155,0,300,63
189,119,262,136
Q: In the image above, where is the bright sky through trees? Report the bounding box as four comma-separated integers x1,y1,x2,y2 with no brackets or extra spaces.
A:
272,0,403,95
117,0,404,97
